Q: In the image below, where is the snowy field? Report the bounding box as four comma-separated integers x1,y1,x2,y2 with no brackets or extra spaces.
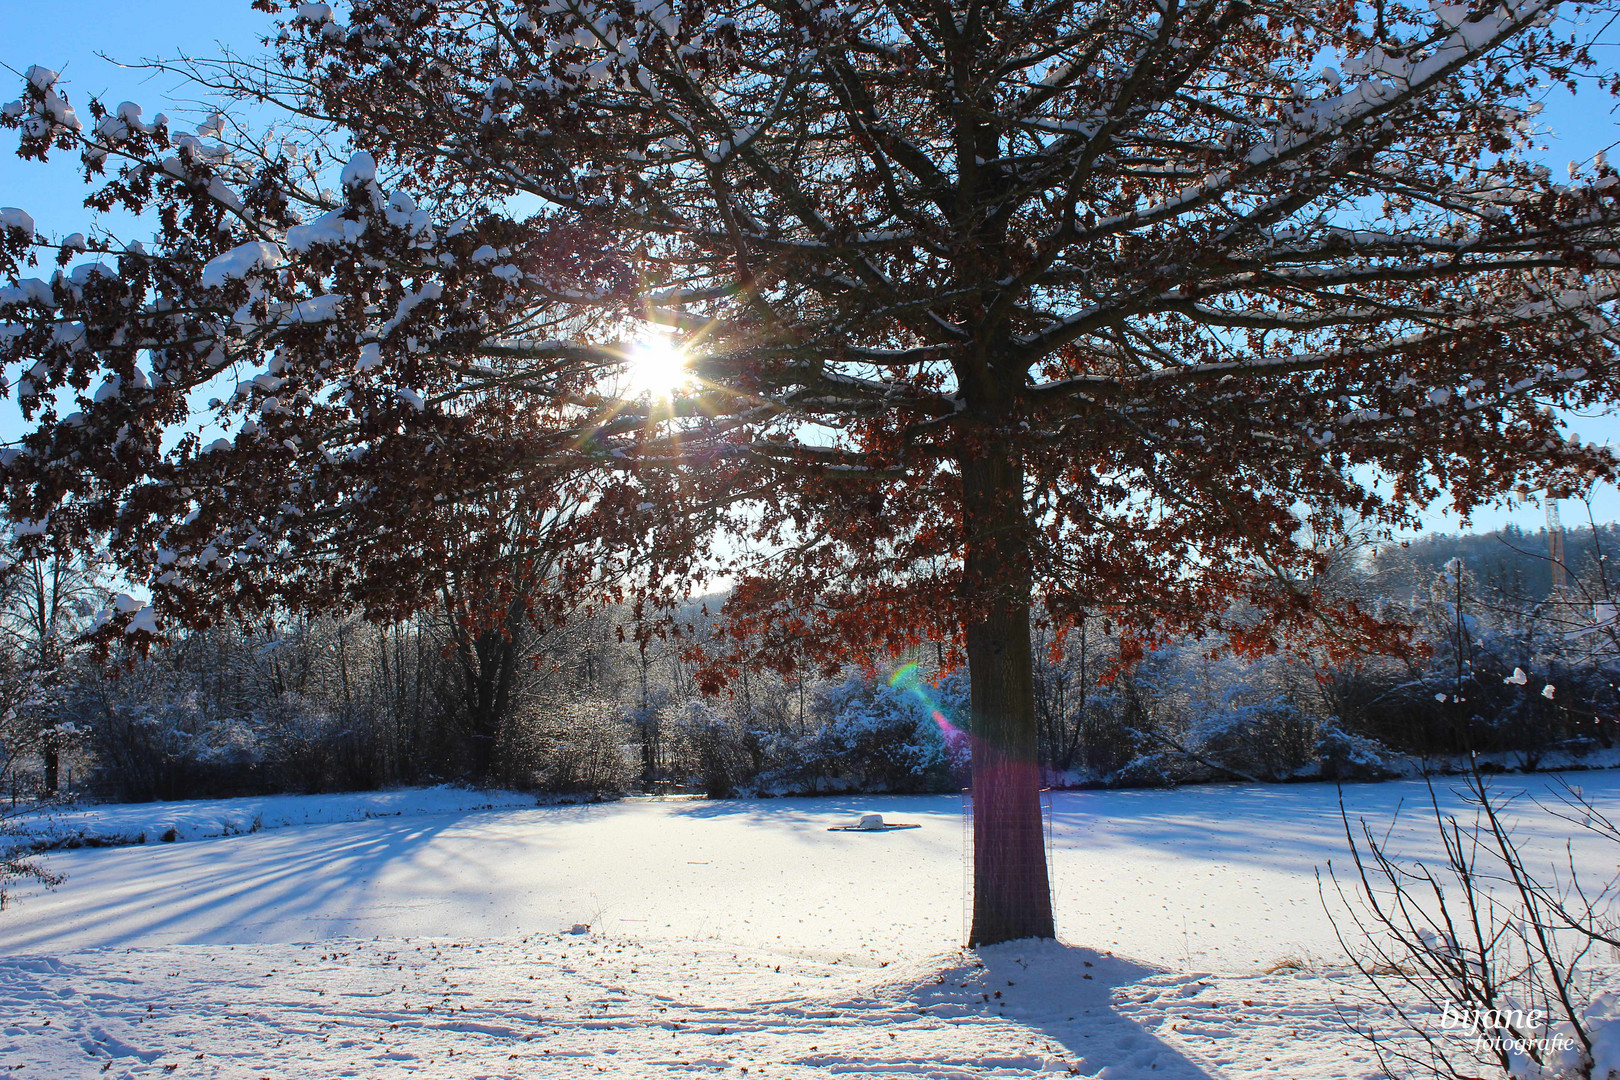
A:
5,785,540,851
3,773,1618,1078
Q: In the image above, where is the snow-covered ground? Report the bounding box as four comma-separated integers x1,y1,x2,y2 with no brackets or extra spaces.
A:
3,774,1618,1078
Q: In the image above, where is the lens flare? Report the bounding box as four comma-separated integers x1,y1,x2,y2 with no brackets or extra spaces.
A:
889,662,965,739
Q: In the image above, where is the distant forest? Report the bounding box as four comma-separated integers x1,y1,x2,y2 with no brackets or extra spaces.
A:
1368,522,1620,601
2,521,1618,806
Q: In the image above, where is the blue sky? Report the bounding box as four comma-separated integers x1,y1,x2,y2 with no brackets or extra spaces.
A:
2,2,1619,538
0,4,276,236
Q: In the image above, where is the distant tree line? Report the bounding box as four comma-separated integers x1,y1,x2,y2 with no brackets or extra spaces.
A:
2,522,1617,806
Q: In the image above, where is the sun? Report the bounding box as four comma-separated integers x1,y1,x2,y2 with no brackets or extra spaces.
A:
624,335,690,400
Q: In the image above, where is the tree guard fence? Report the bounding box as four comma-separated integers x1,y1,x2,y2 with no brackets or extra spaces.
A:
962,787,1055,947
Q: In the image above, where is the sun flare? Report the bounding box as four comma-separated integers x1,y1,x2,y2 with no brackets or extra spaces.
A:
625,336,690,400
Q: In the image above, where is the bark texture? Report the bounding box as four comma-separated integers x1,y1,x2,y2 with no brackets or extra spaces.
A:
963,448,1055,945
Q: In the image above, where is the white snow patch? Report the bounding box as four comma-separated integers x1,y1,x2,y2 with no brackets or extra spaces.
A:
200,240,284,288
341,150,376,187
0,207,35,237
285,294,344,323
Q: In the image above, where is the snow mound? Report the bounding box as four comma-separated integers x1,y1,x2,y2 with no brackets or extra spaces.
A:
828,811,921,831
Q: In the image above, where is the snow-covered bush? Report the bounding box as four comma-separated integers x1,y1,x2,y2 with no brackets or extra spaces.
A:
667,697,756,797
75,670,263,802
774,674,957,794
517,701,635,796
1104,647,1318,784
1107,749,1185,788
1314,724,1397,781
1180,658,1317,781
254,695,396,794
1325,557,1614,766
750,721,831,793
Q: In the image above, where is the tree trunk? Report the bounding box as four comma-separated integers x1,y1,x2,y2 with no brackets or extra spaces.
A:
961,447,1055,946
42,745,59,795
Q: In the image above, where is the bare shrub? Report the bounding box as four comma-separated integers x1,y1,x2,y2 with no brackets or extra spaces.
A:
1327,770,1620,1079
526,701,634,796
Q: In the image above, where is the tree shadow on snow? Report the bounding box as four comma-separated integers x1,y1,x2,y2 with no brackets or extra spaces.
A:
0,815,470,953
850,940,1219,1078
657,793,960,828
